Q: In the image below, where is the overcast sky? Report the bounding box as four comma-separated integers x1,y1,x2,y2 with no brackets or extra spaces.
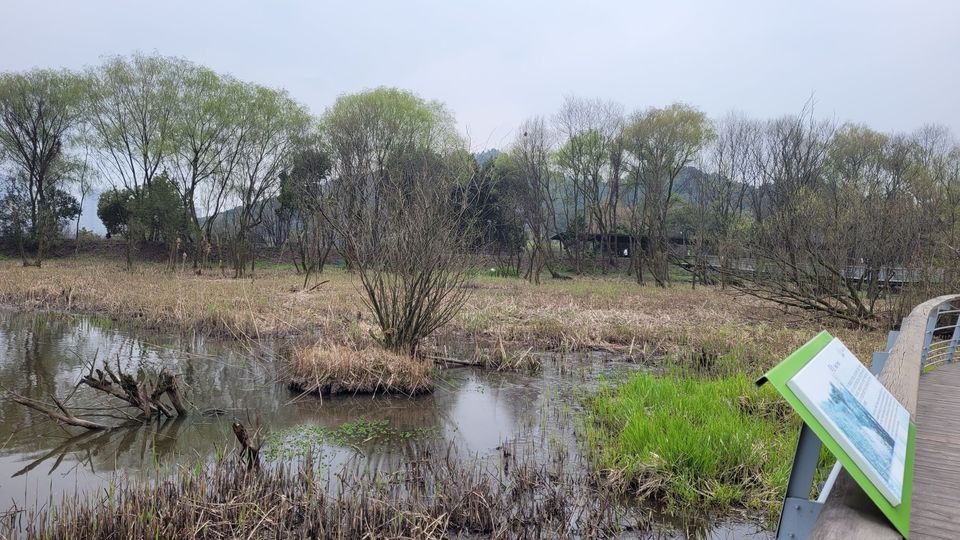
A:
2,0,959,152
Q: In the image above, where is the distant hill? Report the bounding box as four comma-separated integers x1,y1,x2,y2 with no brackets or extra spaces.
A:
474,149,500,166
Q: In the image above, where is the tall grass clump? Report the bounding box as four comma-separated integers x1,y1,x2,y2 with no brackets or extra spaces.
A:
584,372,809,521
286,344,434,397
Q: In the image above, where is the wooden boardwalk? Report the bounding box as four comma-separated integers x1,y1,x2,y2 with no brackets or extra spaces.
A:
911,361,960,539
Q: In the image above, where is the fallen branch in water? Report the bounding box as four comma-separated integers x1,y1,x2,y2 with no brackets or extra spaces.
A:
7,394,109,430
7,357,189,431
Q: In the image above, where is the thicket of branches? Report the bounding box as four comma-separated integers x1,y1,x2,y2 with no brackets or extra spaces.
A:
3,53,960,332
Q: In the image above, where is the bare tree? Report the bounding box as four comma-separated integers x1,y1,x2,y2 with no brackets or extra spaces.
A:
224,83,310,277
506,118,558,284
321,88,475,354
703,112,757,286
280,141,336,288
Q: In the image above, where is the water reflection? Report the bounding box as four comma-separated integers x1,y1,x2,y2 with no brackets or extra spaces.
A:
0,309,598,502
0,308,771,538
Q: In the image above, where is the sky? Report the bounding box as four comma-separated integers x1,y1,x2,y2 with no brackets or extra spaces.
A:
2,0,958,152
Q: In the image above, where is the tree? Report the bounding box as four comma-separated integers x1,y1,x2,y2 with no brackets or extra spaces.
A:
97,187,131,238
702,113,756,286
86,53,185,196
623,103,714,286
72,147,97,253
0,69,85,265
734,111,880,323
461,155,526,276
505,118,558,284
553,96,624,273
280,141,336,288
321,87,475,355
167,66,242,270
96,175,189,269
223,83,309,277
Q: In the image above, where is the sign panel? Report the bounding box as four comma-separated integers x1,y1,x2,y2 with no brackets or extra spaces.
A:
759,331,915,538
786,337,909,506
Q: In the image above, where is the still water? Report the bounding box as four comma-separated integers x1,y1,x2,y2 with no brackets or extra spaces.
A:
0,308,771,538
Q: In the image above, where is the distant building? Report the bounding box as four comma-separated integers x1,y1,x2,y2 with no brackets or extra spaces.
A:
550,232,692,258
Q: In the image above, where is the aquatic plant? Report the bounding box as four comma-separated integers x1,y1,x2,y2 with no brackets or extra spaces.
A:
264,419,438,460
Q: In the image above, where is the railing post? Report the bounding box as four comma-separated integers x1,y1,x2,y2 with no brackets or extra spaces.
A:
921,305,942,368
946,303,960,364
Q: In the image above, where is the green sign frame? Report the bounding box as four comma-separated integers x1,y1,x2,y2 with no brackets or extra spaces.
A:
759,331,915,538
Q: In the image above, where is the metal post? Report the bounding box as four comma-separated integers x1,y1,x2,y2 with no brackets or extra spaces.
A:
777,424,825,540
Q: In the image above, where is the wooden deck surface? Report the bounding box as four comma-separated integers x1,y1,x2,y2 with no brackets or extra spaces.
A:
911,361,960,539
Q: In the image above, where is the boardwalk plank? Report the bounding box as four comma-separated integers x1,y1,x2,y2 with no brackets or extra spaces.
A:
912,361,960,539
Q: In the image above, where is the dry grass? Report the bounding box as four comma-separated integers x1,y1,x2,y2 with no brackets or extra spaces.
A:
286,344,434,397
0,256,362,339
0,256,885,370
7,446,637,539
455,277,884,372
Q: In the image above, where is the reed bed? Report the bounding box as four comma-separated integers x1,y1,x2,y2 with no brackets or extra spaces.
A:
7,447,640,539
286,344,434,397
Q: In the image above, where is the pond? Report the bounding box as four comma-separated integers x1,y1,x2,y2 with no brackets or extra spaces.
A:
0,308,772,538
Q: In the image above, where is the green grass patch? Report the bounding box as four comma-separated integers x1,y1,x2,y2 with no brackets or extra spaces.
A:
584,371,826,521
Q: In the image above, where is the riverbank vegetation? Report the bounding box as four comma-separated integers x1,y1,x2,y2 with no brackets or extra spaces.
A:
584,372,811,519
6,444,638,539
0,255,884,368
3,49,944,535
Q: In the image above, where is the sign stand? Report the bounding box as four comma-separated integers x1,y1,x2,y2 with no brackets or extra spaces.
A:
758,331,915,538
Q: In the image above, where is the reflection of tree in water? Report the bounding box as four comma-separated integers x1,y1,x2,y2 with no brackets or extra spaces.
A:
0,310,616,517
0,313,72,446
824,382,894,481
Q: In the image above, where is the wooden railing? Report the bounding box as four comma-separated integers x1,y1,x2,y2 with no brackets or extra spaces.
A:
777,294,960,539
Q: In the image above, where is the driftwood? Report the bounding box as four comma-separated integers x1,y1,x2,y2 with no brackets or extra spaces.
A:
9,394,109,430
232,421,262,471
7,358,189,432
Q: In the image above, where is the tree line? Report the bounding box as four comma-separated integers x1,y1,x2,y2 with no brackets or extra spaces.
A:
2,53,959,331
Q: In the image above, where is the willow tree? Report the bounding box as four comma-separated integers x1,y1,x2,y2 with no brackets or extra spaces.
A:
0,69,86,266
167,66,242,271
321,87,475,355
86,53,185,196
553,96,623,273
225,83,310,277
623,103,713,286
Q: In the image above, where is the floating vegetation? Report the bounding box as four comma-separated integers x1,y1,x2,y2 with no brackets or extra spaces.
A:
477,339,543,373
264,419,438,460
